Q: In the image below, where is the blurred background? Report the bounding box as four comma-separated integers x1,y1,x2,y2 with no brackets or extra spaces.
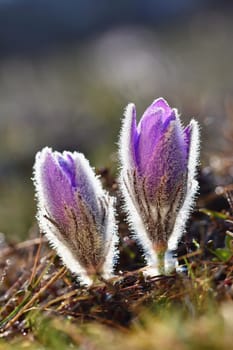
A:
0,0,233,240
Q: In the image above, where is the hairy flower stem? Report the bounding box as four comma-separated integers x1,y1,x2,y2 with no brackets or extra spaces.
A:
157,249,166,275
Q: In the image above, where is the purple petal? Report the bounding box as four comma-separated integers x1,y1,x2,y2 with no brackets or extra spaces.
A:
37,149,76,226
56,152,100,217
72,153,101,217
138,98,173,130
150,97,173,120
57,152,77,188
136,99,176,173
144,121,188,200
183,124,192,161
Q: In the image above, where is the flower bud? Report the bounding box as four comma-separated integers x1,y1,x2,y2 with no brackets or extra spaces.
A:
33,147,118,285
119,98,200,274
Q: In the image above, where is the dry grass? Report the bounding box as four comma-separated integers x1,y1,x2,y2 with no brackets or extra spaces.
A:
0,168,233,349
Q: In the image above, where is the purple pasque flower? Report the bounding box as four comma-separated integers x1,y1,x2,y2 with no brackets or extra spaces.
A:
119,98,200,274
33,147,118,285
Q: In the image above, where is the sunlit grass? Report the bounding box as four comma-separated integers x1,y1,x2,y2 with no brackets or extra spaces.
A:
0,170,233,349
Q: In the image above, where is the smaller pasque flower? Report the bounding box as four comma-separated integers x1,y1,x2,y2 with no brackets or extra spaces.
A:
119,98,200,274
33,147,118,285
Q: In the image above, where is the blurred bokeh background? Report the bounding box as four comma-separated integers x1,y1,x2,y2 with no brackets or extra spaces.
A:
0,0,233,240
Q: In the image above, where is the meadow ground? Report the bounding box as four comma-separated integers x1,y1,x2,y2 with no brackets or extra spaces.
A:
0,167,233,350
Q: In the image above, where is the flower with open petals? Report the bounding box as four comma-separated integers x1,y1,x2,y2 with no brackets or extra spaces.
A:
119,98,200,274
33,147,118,285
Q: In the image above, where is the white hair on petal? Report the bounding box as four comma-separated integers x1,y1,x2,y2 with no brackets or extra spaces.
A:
119,103,136,170
33,147,52,213
168,119,200,251
101,196,119,279
33,147,92,285
39,210,92,285
72,153,119,277
118,105,158,266
72,151,105,196
119,101,200,274
119,173,158,266
33,146,119,285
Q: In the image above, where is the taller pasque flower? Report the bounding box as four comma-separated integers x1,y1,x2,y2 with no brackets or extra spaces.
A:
33,147,118,285
119,98,200,274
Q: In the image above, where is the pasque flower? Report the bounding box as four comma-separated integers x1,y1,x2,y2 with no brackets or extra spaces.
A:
33,147,118,285
119,98,200,274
